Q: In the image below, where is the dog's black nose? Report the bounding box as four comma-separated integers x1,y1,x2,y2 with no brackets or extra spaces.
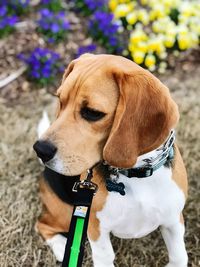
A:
33,140,57,163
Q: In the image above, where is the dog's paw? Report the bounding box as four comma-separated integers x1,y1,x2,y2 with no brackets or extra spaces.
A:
46,234,67,262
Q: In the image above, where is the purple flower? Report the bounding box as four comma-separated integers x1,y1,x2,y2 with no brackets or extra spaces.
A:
84,0,107,11
73,0,108,14
37,9,70,43
7,15,18,26
41,0,51,3
18,47,63,85
76,44,97,57
0,6,7,17
31,70,40,79
51,23,60,33
40,8,51,16
63,21,70,30
88,11,121,53
0,4,19,37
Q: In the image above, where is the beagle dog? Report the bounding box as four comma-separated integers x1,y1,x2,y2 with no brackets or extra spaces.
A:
33,54,188,267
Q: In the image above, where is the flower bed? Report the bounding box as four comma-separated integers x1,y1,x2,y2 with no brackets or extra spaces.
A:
109,0,200,72
0,0,200,86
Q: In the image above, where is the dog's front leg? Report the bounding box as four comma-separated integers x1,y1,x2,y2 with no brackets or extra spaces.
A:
89,231,115,267
161,217,188,267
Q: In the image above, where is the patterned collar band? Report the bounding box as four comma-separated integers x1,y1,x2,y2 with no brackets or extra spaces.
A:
104,130,176,180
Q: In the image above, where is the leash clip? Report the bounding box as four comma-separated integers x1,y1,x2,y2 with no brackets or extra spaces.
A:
72,169,98,195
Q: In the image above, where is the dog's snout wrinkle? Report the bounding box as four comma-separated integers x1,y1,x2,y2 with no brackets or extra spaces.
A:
33,140,57,163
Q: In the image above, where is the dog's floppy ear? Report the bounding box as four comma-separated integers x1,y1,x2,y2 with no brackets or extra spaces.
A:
61,60,76,84
103,70,179,168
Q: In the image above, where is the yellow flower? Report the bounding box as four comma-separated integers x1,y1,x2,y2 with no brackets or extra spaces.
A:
177,34,190,50
130,28,148,44
132,51,145,64
189,18,200,35
127,2,136,10
156,43,165,55
137,41,148,53
119,0,131,3
152,17,176,34
126,12,137,25
141,0,148,5
152,21,162,33
179,2,195,18
178,14,189,24
149,10,157,21
110,0,200,69
137,9,149,25
162,0,181,9
149,5,167,21
114,3,133,18
148,38,160,52
145,54,156,71
164,35,176,48
190,32,199,46
178,25,188,35
109,0,118,12
128,43,135,53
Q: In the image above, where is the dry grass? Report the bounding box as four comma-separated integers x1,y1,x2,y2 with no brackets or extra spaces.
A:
0,66,200,267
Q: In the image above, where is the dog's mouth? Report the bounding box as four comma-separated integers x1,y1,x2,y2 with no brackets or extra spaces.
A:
44,158,79,177
42,153,79,176
44,152,103,176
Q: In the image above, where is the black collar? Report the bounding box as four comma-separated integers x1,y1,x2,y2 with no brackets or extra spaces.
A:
119,145,174,178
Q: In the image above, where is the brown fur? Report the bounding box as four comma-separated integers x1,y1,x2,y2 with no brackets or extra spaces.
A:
36,178,73,239
172,145,188,199
37,54,187,243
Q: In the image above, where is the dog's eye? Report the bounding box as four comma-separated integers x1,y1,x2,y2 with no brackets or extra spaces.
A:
80,107,106,122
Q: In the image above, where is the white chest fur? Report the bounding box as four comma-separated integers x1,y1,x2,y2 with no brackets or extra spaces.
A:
97,166,185,239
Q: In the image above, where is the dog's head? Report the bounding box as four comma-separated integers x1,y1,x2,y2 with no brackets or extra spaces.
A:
33,54,179,175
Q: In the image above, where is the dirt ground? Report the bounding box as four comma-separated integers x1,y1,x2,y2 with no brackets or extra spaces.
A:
0,63,200,267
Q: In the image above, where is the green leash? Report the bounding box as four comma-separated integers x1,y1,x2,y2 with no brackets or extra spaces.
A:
68,218,84,267
62,170,98,267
